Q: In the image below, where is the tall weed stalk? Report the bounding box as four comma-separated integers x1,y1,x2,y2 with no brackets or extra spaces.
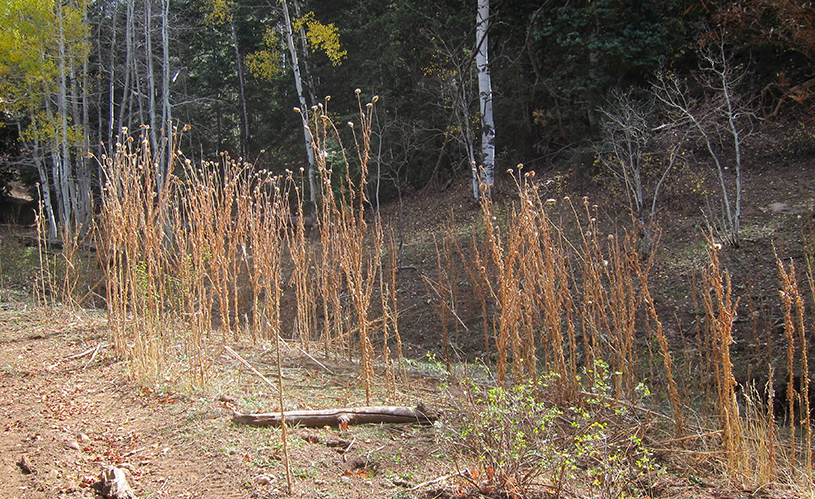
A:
777,252,813,487
700,242,744,475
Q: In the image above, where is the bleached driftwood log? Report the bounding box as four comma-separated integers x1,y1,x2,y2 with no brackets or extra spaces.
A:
232,404,438,428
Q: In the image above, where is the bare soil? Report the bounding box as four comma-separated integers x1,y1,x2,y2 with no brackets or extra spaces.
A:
0,295,776,499
0,300,451,499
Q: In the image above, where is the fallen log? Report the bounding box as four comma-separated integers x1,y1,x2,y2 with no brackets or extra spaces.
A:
232,403,438,428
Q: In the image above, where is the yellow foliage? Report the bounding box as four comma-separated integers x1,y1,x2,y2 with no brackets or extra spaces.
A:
246,50,282,81
19,111,60,144
422,50,456,81
294,11,347,66
262,26,280,48
246,28,283,81
0,0,87,112
203,0,234,25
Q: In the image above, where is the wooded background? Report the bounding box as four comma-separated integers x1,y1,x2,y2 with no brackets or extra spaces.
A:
2,0,814,235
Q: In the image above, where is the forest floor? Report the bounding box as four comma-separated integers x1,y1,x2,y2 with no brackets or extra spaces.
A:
2,128,815,498
0,299,453,499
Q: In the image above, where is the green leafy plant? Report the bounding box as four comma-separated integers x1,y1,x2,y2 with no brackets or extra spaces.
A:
444,365,662,498
445,378,570,498
571,360,662,499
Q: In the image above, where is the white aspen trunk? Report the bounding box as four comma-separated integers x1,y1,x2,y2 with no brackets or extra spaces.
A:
56,0,73,232
77,61,93,229
292,0,317,104
81,14,90,162
475,0,495,200
71,0,93,231
70,65,82,222
281,0,317,208
30,127,59,238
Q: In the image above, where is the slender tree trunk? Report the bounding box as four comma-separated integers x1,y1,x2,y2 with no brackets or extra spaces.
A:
280,0,317,208
231,19,249,159
56,0,73,233
719,42,742,245
108,0,118,148
117,0,134,135
292,0,317,104
72,0,93,230
47,102,67,234
475,0,495,200
78,61,93,229
30,127,59,238
160,0,172,187
145,0,159,153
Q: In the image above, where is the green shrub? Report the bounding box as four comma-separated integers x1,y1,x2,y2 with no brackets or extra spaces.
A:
443,364,662,498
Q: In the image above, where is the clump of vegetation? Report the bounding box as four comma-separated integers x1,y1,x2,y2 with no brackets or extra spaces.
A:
96,95,402,396
445,379,568,497
1,90,809,497
443,364,661,498
0,236,40,292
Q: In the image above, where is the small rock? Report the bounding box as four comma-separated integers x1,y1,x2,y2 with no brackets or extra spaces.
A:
768,202,790,213
256,475,272,486
18,455,34,474
65,439,81,451
99,465,138,499
78,433,90,443
300,431,321,444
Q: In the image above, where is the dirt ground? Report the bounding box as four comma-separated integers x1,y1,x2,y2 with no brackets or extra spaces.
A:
0,298,454,499
1,296,806,499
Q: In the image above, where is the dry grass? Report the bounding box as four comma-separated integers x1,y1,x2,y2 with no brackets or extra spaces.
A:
71,96,815,496
96,95,398,397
